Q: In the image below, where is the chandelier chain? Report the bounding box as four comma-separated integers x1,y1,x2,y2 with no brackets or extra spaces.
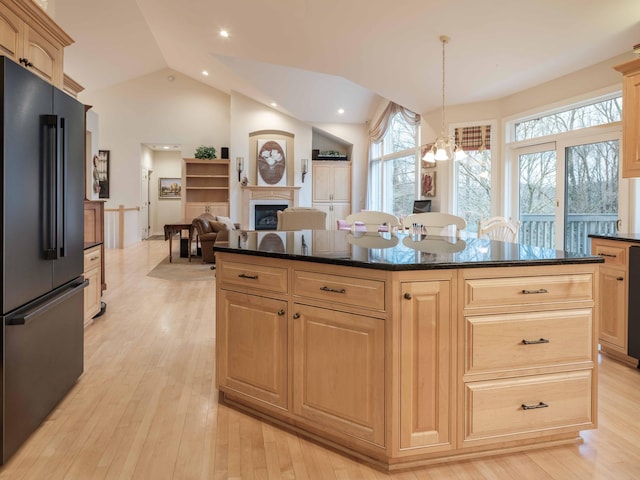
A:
441,36,446,134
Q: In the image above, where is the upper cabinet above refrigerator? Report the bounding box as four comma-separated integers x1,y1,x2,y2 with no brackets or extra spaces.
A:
0,0,74,89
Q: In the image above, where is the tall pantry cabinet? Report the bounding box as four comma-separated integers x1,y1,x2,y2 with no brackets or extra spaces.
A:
311,161,351,230
614,57,640,178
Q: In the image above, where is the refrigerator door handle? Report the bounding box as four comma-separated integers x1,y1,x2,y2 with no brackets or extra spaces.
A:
5,279,88,326
58,116,67,258
42,114,58,260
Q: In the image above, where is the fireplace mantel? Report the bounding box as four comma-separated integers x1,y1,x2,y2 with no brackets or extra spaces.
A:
241,186,301,229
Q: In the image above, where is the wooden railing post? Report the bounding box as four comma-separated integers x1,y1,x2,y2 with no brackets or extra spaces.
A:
119,204,125,249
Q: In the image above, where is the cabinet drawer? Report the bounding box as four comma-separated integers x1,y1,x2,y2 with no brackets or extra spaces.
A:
293,270,385,311
465,309,593,374
591,241,627,268
84,246,101,272
464,370,593,441
463,274,593,309
217,261,288,293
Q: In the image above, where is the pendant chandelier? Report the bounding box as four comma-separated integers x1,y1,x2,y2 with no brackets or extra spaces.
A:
423,35,465,163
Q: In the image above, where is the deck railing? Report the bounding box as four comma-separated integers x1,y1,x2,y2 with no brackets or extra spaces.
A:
519,214,617,254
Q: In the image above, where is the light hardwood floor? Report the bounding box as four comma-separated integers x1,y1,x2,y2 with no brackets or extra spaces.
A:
1,239,640,479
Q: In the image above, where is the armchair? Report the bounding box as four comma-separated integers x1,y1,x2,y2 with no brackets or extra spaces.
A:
191,213,240,264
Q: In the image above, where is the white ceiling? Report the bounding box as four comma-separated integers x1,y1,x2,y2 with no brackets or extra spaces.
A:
52,0,639,124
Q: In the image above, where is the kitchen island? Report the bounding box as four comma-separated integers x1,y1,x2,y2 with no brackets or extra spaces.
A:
214,230,602,470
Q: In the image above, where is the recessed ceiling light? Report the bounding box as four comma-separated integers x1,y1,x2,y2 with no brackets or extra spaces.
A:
271,102,277,107
163,146,170,150
202,70,209,76
219,30,229,38
338,108,345,114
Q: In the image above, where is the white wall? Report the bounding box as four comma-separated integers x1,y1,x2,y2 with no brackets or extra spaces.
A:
230,92,314,225
81,68,230,246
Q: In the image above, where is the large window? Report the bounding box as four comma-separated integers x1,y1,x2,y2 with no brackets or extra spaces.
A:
368,107,419,216
510,94,623,252
454,125,492,233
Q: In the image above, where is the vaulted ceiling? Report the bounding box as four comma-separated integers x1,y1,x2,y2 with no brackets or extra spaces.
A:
53,0,639,124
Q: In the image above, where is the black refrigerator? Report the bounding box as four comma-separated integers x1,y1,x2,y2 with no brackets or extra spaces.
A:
0,57,86,462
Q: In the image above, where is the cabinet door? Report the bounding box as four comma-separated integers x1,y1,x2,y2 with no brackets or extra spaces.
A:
622,69,640,178
292,303,385,446
312,163,334,202
217,290,288,410
331,164,351,202
0,5,21,59
598,266,627,352
399,280,453,451
84,265,101,324
23,27,62,86
184,203,208,222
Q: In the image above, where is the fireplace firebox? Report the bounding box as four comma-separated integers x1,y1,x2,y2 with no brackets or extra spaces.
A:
254,204,288,230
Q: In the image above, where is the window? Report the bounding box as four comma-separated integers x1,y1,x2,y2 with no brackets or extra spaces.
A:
514,97,622,141
368,106,419,216
454,125,492,233
510,94,623,252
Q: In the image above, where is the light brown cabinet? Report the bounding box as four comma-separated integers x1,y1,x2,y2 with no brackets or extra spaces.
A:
398,279,453,453
215,251,597,470
460,266,597,447
0,0,72,88
182,158,229,222
614,58,640,178
83,245,101,326
312,161,351,230
590,237,635,362
292,303,385,446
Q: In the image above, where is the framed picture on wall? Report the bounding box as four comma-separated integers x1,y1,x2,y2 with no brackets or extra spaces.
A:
158,177,182,199
422,171,436,197
97,150,110,199
257,139,287,186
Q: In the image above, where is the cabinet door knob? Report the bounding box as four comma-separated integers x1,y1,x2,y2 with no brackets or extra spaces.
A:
404,292,412,300
293,313,300,319
277,309,285,316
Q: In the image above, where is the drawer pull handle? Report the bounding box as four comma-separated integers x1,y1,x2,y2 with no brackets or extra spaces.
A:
521,402,549,410
320,286,346,294
90,256,99,261
404,292,412,300
277,309,285,316
238,273,259,280
521,338,550,345
293,313,300,319
521,288,548,294
600,253,617,258
617,277,624,281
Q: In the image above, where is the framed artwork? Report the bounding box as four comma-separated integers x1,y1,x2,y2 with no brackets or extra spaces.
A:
158,178,182,199
96,150,110,199
257,139,286,186
422,171,436,197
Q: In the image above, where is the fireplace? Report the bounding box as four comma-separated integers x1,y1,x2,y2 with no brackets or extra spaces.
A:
254,204,288,230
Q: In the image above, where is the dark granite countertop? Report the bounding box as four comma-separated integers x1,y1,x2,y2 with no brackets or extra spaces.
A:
84,241,103,250
588,233,640,243
213,230,603,271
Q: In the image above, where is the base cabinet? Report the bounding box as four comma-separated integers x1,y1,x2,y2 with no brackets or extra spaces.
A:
292,303,385,446
215,253,597,470
398,279,453,452
216,290,288,410
83,245,101,326
590,238,630,358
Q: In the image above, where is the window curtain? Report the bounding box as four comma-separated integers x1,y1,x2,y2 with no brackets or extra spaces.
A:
369,102,421,143
454,125,491,151
366,102,420,209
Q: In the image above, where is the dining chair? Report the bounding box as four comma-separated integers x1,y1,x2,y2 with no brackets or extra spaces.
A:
345,211,401,233
276,207,327,230
402,212,467,237
478,216,520,242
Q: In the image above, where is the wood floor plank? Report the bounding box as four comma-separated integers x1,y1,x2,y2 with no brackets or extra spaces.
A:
0,239,639,479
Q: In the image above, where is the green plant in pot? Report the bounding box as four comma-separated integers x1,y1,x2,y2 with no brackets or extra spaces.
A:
194,145,217,159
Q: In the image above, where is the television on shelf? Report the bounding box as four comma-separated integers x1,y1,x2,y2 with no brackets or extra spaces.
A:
413,200,432,213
